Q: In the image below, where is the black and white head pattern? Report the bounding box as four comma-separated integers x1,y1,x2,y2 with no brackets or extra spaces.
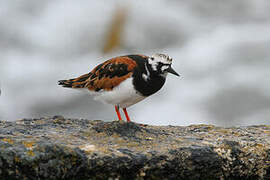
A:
132,53,179,96
148,53,173,75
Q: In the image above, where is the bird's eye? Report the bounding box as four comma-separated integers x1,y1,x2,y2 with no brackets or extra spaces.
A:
150,57,154,60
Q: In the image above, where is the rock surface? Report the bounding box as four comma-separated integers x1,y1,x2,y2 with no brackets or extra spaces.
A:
0,116,270,179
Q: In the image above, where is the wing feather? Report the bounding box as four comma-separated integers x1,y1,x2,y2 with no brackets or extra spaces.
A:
58,56,138,91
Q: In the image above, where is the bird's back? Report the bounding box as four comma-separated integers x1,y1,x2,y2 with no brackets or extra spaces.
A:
58,55,146,92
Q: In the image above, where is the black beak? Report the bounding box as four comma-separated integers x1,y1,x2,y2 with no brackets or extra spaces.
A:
166,67,180,76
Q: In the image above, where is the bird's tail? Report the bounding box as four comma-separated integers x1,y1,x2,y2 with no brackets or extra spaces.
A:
58,73,91,88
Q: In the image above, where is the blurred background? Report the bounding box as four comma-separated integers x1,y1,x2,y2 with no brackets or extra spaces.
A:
0,0,270,126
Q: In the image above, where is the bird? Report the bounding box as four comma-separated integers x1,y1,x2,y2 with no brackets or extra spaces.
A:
58,53,179,122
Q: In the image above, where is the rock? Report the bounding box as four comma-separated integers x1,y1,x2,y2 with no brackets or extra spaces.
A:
0,116,270,179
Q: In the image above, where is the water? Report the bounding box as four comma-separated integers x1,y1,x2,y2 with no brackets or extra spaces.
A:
0,0,270,126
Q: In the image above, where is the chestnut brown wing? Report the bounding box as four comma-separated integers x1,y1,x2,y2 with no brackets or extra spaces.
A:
58,56,138,91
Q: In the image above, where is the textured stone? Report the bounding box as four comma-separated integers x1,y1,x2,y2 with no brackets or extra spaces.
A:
0,116,270,179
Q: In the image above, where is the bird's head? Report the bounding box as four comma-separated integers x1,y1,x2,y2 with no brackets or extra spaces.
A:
147,53,179,77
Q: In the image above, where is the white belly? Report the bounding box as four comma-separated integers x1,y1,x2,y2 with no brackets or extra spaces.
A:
91,78,146,108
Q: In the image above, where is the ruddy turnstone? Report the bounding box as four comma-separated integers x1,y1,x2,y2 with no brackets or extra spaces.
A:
58,53,179,122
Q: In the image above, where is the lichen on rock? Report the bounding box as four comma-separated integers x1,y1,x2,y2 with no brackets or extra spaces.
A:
0,116,270,179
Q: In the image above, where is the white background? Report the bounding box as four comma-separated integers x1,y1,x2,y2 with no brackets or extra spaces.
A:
1,0,270,126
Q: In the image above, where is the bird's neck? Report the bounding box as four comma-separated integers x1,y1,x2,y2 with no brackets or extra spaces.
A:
132,61,166,96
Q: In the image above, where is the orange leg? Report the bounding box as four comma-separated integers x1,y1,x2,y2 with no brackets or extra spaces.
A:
123,108,131,122
115,105,122,121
